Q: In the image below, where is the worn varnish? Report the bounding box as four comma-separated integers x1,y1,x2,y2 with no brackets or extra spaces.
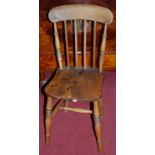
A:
43,4,113,153
45,68,103,101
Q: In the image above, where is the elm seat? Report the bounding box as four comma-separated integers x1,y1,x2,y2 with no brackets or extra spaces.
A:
45,68,104,101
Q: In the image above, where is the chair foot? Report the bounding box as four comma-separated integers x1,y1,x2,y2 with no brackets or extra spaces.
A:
45,96,53,145
93,100,103,153
45,136,50,145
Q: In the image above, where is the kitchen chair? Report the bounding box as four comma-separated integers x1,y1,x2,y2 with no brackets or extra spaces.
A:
44,4,113,153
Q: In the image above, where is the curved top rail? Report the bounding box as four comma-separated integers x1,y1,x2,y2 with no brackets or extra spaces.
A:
48,4,113,24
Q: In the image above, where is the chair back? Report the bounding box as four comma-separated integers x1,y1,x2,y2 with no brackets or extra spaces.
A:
48,4,113,73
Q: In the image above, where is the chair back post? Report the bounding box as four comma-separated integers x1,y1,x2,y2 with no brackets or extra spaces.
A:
64,20,70,68
99,24,107,73
53,22,63,69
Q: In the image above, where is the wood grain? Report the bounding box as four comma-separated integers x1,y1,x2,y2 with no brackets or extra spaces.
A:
45,68,103,101
60,107,92,114
48,4,113,24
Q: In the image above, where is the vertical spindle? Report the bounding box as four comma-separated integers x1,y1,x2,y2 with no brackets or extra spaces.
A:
64,21,69,68
74,20,78,67
92,21,96,67
83,19,86,69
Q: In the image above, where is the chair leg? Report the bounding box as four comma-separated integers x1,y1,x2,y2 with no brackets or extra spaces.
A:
99,97,103,119
45,96,53,145
93,100,103,153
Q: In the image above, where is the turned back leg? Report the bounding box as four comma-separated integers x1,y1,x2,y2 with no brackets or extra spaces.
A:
45,96,53,145
93,99,103,153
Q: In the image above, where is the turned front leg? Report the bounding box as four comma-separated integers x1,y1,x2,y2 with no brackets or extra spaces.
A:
45,96,53,145
93,100,103,153
99,97,103,119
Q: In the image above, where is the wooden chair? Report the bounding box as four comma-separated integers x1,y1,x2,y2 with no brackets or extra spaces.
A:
44,4,113,153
